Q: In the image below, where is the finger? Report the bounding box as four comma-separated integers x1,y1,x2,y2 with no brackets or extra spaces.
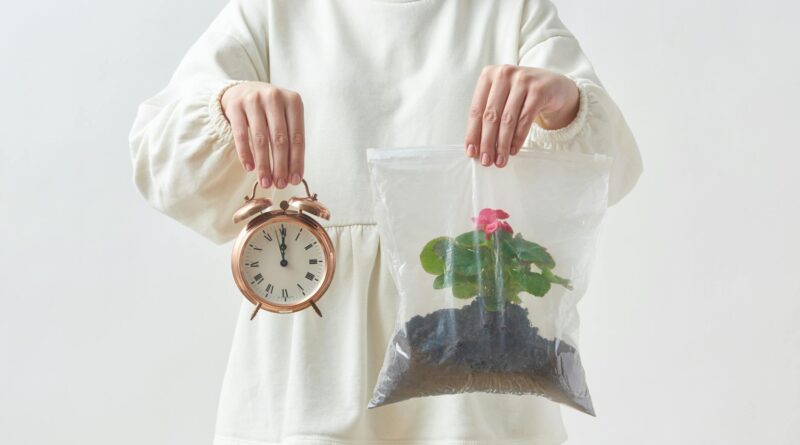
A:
496,78,527,167
512,86,548,156
227,104,253,171
263,89,289,189
244,94,271,188
284,91,305,185
464,66,493,158
479,64,514,167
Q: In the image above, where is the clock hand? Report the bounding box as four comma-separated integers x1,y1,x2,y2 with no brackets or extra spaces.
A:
278,228,288,267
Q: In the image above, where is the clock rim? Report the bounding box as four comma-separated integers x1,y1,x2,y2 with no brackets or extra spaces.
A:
231,210,336,315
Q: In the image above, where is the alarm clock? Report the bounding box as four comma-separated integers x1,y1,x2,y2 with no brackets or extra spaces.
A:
230,179,335,319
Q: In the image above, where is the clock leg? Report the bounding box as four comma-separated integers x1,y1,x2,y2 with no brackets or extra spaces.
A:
250,302,262,321
310,301,323,318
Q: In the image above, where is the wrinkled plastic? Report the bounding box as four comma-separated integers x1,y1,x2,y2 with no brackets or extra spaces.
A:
365,145,613,416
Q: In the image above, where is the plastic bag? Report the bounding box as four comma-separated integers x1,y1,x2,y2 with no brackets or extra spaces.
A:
365,144,613,416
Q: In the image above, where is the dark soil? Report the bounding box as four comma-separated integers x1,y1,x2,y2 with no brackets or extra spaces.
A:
367,297,595,416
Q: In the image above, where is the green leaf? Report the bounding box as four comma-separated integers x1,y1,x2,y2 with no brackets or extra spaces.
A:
447,244,490,277
419,236,449,275
505,293,523,304
521,271,551,297
452,281,478,299
455,230,484,247
511,234,556,269
494,229,513,243
432,273,447,289
498,238,517,262
542,268,573,290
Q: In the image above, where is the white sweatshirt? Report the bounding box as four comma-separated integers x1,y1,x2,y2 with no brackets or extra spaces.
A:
129,1,643,444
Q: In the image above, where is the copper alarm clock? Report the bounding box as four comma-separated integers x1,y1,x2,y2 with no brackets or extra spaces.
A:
231,179,335,319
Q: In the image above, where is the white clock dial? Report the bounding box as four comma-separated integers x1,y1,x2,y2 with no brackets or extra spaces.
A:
241,220,327,306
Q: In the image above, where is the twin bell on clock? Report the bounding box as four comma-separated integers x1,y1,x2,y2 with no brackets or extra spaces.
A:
230,178,335,320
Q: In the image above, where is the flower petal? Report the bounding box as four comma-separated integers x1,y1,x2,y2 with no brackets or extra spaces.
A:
494,209,510,219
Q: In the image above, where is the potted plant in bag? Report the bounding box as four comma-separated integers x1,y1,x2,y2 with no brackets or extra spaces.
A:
367,208,595,416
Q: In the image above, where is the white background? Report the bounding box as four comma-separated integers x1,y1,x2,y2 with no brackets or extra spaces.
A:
1,1,798,444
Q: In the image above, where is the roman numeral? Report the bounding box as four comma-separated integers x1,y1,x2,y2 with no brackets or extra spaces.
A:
247,261,259,268
305,272,315,281
294,228,303,241
262,230,272,242
281,288,288,301
265,283,274,295
309,259,318,265
304,241,317,250
248,243,262,251
297,283,305,295
250,273,264,285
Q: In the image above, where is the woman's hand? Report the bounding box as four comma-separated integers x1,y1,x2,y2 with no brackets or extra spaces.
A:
221,81,305,189
464,65,580,167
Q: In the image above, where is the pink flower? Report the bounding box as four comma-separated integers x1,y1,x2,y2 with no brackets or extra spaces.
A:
471,208,513,240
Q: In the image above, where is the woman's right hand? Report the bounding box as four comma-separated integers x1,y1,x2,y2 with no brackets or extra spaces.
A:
221,81,305,189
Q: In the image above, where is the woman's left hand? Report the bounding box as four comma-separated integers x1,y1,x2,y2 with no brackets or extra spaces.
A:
464,65,580,167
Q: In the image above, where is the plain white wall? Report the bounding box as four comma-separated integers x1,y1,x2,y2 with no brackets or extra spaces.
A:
1,1,798,444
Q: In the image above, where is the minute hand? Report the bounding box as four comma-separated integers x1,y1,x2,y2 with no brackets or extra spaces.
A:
278,229,288,267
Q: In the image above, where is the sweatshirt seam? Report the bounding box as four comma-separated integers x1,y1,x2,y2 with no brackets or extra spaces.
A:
214,433,566,445
518,33,575,65
320,222,378,229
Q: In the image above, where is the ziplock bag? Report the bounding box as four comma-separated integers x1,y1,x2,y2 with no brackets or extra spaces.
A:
365,145,613,416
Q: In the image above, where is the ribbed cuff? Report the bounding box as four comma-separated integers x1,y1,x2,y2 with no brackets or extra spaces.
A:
528,75,592,149
208,79,249,145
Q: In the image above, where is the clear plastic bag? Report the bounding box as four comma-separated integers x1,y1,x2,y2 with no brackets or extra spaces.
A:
365,144,613,416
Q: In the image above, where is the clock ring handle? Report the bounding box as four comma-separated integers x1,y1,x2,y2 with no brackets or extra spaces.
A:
300,178,318,200
244,179,260,201
244,178,318,202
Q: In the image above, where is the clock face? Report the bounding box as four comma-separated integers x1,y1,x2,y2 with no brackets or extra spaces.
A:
240,219,328,307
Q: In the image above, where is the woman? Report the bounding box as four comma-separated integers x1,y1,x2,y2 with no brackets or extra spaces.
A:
129,0,643,444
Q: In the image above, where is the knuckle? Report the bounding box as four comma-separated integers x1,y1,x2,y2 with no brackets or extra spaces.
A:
497,64,516,79
245,92,261,106
273,131,288,147
286,91,303,105
518,71,535,83
292,132,304,145
469,105,483,120
263,87,281,102
501,111,515,126
233,129,248,141
252,132,268,147
483,106,498,123
528,83,545,98
480,65,495,77
518,112,532,125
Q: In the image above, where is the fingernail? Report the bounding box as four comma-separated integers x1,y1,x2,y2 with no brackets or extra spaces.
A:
260,176,270,188
276,177,286,188
244,161,253,171
291,173,301,184
466,144,476,157
480,152,490,165
496,154,506,167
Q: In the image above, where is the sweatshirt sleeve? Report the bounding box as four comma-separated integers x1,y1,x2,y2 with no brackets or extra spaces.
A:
128,0,269,245
517,0,643,207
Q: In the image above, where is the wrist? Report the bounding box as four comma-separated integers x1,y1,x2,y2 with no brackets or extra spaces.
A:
536,77,580,130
